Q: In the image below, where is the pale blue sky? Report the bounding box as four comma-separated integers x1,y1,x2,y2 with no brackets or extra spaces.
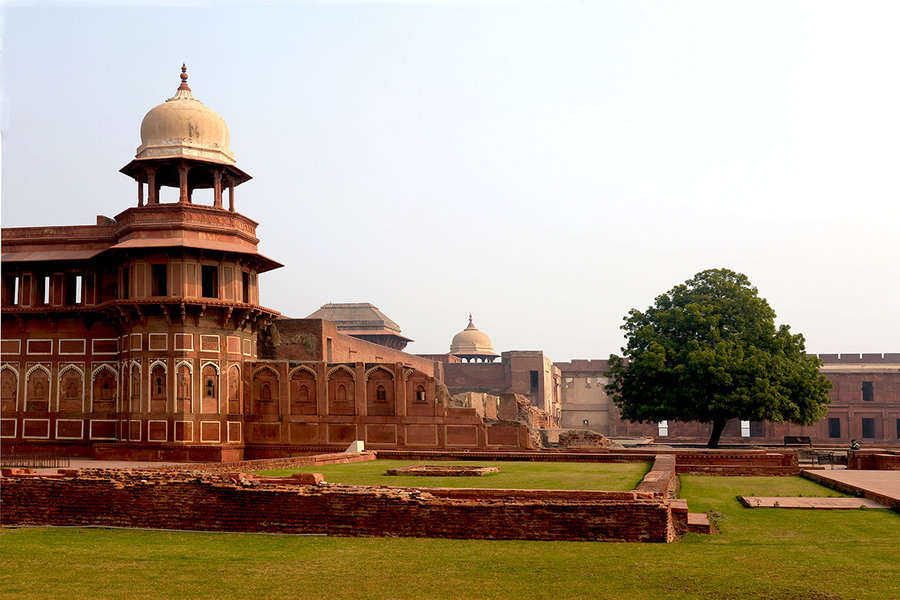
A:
2,1,899,360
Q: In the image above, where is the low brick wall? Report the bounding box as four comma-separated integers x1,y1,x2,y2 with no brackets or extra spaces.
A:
0,470,676,542
385,465,500,477
164,451,376,474
375,448,799,475
848,450,900,471
636,455,679,498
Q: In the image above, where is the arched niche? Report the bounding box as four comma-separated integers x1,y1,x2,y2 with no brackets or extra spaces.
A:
290,366,317,415
26,365,51,412
149,361,167,413
327,366,355,416
1,366,19,412
201,363,219,414
58,365,85,412
91,365,118,413
366,367,395,417
227,365,241,414
252,367,279,416
130,362,142,413
406,373,434,417
176,362,193,413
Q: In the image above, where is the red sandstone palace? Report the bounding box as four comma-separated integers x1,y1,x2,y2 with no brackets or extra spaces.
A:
0,67,530,461
2,68,897,461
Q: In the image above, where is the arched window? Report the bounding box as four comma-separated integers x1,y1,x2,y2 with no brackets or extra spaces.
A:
376,385,386,401
336,384,346,403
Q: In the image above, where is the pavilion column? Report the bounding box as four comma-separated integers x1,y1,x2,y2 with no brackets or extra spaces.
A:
146,166,158,205
213,169,223,209
228,178,235,212
178,164,190,204
137,179,144,207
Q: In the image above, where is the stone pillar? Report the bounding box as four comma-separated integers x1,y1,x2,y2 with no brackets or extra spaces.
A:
213,169,223,209
179,164,189,204
137,180,144,207
227,177,235,212
146,166,158,205
394,363,406,418
355,362,366,417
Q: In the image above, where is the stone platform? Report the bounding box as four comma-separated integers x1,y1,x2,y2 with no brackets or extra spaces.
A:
802,469,900,511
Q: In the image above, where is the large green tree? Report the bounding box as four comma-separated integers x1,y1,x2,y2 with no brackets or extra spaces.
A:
605,268,832,448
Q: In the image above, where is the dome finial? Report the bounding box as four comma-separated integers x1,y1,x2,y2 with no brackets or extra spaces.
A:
178,63,191,92
468,312,473,325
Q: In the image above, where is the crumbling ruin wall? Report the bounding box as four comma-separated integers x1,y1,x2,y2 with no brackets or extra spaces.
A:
0,470,676,542
558,430,616,449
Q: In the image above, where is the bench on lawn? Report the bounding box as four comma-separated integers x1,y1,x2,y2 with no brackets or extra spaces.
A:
784,436,812,447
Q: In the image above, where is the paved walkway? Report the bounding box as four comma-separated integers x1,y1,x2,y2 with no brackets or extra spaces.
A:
738,496,886,509
802,469,900,510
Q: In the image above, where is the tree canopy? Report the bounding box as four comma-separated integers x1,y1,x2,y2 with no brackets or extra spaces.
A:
605,268,832,448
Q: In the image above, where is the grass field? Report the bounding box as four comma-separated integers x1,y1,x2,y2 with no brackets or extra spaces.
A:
1,473,897,600
259,459,651,490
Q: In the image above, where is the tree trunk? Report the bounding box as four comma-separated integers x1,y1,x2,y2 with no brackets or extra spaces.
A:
707,418,727,448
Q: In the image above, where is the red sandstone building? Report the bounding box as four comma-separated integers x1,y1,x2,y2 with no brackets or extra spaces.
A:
555,354,900,447
0,68,530,461
2,68,896,461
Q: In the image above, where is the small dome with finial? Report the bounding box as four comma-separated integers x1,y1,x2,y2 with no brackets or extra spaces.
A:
450,314,499,362
136,64,235,165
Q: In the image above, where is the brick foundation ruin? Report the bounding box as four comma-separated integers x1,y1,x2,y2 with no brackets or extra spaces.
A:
0,453,712,542
385,465,500,476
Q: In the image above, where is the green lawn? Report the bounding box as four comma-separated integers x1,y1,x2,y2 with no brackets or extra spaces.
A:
259,459,651,490
1,475,897,600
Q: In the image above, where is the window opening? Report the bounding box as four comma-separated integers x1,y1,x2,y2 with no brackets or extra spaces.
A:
828,417,841,439
862,381,874,402
740,420,750,437
861,418,875,439
242,271,250,303
202,265,218,299
39,275,51,305
658,420,668,437
3,275,19,306
152,264,168,297
530,371,539,392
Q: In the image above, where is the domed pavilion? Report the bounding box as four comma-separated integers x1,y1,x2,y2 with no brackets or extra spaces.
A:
450,314,500,363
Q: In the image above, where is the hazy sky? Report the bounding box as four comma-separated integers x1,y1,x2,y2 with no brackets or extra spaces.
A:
2,1,898,361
